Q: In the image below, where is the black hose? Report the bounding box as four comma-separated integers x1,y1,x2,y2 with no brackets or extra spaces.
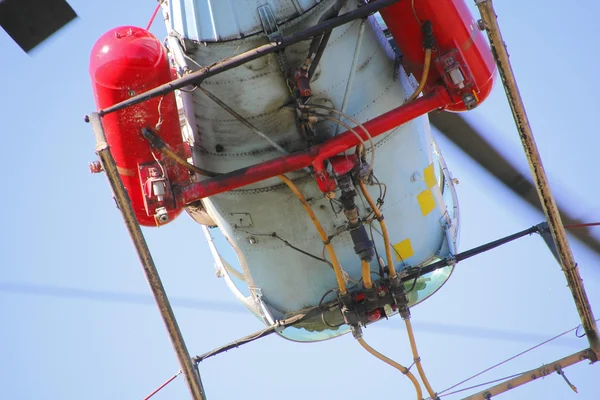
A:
306,0,348,79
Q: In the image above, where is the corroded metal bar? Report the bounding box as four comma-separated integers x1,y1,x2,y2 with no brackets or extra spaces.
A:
89,112,207,400
461,349,595,400
475,0,600,355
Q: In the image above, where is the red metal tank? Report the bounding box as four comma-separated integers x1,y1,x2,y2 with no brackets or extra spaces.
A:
89,26,188,226
379,0,496,111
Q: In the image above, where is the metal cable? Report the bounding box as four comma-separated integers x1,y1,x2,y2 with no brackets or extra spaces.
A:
301,103,376,176
437,372,526,398
144,371,181,400
278,174,348,294
197,86,290,156
433,319,600,398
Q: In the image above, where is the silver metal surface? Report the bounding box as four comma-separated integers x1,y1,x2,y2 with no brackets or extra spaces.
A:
168,0,321,42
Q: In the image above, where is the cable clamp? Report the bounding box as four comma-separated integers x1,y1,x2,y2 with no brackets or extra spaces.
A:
376,215,385,222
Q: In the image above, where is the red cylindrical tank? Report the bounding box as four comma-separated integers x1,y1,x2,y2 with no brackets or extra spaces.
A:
90,26,188,226
379,0,496,111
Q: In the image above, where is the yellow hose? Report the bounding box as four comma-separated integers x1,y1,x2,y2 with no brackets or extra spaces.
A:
405,318,438,399
357,180,396,278
407,48,432,102
278,174,347,295
361,260,373,289
356,337,423,400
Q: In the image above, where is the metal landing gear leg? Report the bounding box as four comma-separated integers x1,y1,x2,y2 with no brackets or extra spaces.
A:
89,112,207,400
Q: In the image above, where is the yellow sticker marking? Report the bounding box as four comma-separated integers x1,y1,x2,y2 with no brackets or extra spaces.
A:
393,238,414,261
417,189,436,216
424,163,437,189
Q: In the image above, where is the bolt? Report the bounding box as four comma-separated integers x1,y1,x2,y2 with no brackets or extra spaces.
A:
89,161,103,174
128,90,136,97
248,237,258,245
462,93,478,110
84,115,90,123
477,19,486,31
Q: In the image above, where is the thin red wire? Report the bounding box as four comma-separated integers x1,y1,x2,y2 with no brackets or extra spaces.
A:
565,222,600,229
146,3,162,31
144,371,181,400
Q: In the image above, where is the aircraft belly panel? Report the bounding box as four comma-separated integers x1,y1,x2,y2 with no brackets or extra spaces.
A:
171,4,457,314
202,119,449,313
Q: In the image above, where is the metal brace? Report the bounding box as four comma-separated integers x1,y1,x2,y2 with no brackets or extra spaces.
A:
555,366,578,393
250,287,277,326
258,4,293,82
258,4,282,42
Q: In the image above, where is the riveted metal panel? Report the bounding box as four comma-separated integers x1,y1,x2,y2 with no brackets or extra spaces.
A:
170,1,459,325
169,0,322,42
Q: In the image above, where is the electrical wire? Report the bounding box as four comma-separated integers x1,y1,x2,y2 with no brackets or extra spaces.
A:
318,288,344,328
304,111,371,165
437,372,527,398
371,174,387,207
565,222,600,229
411,0,421,25
358,179,397,278
155,95,166,131
356,337,423,400
369,222,405,265
368,222,385,277
278,174,348,294
144,370,181,400
433,318,600,398
145,2,163,31
406,268,423,293
301,103,376,176
235,230,331,267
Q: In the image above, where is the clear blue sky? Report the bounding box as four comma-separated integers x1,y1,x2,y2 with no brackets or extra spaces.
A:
1,1,598,399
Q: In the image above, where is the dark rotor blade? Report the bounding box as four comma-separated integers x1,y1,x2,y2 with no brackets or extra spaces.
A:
0,282,581,347
0,0,77,53
429,111,600,257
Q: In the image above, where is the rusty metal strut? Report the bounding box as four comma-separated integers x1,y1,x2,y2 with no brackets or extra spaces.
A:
89,112,207,400
460,349,594,400
475,0,599,355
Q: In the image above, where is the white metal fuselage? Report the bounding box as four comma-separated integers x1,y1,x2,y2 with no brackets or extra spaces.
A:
164,0,459,340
